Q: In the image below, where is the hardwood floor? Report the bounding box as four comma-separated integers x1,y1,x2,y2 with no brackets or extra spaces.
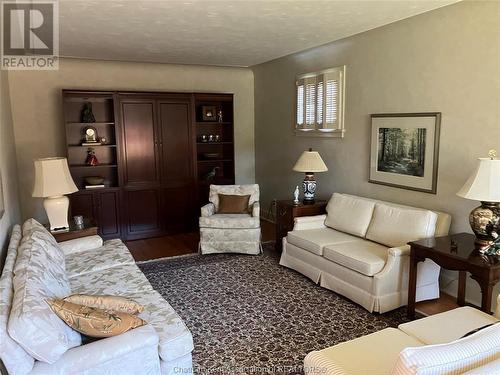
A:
415,292,460,316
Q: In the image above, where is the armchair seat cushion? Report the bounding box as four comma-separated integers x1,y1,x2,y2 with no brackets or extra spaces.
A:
199,214,260,229
287,228,362,256
323,241,388,276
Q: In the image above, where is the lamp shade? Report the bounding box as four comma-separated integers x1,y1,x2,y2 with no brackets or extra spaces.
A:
293,149,328,173
32,157,78,198
457,158,500,202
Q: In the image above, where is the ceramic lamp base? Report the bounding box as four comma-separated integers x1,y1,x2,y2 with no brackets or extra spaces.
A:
43,195,70,231
469,201,500,248
302,173,317,204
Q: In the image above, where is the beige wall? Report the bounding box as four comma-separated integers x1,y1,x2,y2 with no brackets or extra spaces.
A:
8,58,255,221
253,1,500,307
0,70,21,268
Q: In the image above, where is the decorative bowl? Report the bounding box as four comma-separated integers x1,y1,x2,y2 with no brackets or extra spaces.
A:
85,176,105,185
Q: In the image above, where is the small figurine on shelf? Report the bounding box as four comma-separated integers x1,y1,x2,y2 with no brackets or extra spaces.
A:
81,102,96,123
204,166,220,182
293,186,300,205
100,136,107,145
217,110,223,123
85,148,99,166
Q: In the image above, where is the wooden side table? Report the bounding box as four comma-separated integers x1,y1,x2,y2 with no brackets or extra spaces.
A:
49,219,99,243
407,233,500,319
275,200,327,251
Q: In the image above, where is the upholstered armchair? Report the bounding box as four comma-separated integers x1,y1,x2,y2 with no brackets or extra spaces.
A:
199,184,261,255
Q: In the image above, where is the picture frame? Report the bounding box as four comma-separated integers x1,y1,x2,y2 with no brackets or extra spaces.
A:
0,169,4,219
369,112,441,194
201,106,217,121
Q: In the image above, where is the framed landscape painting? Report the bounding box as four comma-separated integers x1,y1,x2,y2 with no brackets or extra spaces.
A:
369,112,441,194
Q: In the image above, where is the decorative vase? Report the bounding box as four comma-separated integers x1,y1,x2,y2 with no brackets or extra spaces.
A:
469,201,500,247
302,173,317,204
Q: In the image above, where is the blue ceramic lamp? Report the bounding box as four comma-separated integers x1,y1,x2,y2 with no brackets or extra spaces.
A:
293,148,328,204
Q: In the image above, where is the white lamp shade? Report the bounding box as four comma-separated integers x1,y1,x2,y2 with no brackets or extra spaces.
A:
457,158,500,202
32,157,78,198
293,150,328,173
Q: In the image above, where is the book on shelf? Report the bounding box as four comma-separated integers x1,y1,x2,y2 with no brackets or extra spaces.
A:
82,142,101,147
85,184,105,189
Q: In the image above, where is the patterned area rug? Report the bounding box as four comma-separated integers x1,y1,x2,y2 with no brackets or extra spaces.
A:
139,243,411,375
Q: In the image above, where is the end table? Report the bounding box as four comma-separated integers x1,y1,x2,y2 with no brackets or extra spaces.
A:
48,219,98,243
275,200,327,251
407,233,500,319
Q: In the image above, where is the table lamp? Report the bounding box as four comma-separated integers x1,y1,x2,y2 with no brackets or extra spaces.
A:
293,148,328,204
457,150,500,247
32,157,78,232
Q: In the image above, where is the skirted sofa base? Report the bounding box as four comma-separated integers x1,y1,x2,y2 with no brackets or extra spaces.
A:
280,237,440,313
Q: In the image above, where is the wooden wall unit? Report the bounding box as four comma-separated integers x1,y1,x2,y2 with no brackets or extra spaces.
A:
63,90,234,241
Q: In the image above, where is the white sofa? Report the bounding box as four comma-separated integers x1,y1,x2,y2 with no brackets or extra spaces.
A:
304,302,500,375
280,193,451,313
0,220,194,375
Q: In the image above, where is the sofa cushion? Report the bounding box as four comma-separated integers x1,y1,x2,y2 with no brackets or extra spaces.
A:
0,225,35,375
398,306,499,345
8,234,81,364
392,323,500,375
287,228,362,256
209,184,259,211
64,294,144,315
305,328,423,375
323,241,388,276
65,239,136,278
47,299,146,338
128,290,195,362
366,203,437,248
325,193,376,237
217,194,251,214
463,358,500,374
16,219,65,272
199,214,260,229
69,264,154,296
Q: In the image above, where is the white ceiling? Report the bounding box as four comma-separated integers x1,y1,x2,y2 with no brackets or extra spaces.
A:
59,0,459,67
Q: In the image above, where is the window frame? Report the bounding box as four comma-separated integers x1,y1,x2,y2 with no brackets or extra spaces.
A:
294,65,345,138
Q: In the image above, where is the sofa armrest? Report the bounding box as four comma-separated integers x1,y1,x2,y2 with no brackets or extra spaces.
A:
252,202,260,218
388,245,411,257
30,325,160,375
496,295,500,319
293,215,327,230
58,235,103,255
201,203,215,217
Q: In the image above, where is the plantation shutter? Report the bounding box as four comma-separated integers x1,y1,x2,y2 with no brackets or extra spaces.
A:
316,80,323,125
296,80,304,126
304,76,316,127
321,69,343,130
295,66,345,137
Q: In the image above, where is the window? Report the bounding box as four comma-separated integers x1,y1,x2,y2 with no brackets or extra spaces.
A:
295,66,345,137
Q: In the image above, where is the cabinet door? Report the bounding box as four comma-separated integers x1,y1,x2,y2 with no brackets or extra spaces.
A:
95,189,121,239
157,100,196,233
157,100,194,183
69,191,96,222
119,100,161,187
123,188,163,240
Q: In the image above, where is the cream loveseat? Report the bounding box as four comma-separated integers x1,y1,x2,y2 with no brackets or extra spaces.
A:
280,193,451,313
304,301,500,375
0,219,193,375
